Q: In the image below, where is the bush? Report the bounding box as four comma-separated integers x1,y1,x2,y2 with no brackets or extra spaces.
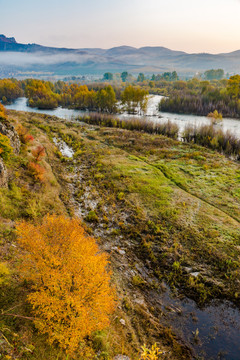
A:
28,161,45,182
0,103,7,120
31,145,45,162
140,343,163,359
182,124,240,159
16,124,34,144
0,262,10,285
0,133,12,160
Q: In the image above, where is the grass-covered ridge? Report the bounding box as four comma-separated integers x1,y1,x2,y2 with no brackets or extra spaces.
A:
0,109,240,359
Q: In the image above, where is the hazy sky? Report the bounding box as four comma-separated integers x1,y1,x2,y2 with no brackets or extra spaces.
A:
1,0,240,53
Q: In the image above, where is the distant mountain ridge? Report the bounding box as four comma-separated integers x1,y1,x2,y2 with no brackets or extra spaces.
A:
0,35,17,44
0,34,240,77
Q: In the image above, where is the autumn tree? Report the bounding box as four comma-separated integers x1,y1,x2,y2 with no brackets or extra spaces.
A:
16,215,115,354
96,85,117,113
121,85,148,114
227,74,240,99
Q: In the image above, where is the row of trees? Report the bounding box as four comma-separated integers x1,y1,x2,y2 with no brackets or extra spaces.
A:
103,71,179,83
0,78,149,114
103,69,225,84
22,80,119,112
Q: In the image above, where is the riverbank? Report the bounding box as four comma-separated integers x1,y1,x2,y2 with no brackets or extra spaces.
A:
5,96,240,140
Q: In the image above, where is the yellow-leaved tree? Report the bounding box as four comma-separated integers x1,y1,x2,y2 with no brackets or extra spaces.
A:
16,215,115,354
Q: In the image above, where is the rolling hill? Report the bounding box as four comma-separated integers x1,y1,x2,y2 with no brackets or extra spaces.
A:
1,34,240,77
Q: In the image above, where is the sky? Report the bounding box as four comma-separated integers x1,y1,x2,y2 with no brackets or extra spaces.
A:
1,0,240,53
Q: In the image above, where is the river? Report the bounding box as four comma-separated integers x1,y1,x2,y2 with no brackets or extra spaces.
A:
5,96,240,139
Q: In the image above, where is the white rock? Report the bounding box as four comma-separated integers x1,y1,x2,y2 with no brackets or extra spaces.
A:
119,318,126,326
118,249,126,255
190,272,200,277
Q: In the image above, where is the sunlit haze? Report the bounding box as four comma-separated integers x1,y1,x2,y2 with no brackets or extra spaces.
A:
1,0,240,53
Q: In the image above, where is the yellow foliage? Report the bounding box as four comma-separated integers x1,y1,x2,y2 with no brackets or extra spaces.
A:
140,343,163,360
0,103,7,120
16,215,116,354
0,262,10,285
207,110,223,125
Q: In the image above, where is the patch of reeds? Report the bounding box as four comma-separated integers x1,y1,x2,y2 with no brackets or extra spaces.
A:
78,113,179,139
182,124,240,159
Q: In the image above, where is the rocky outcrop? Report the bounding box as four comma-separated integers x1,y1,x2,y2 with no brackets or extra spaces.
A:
0,120,20,154
0,158,8,187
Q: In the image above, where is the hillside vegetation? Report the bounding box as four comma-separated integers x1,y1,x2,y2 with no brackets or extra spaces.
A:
0,108,239,359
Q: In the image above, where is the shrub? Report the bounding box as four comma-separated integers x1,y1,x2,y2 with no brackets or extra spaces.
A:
31,145,45,162
0,133,12,160
182,124,240,159
16,215,115,354
207,110,223,125
0,103,7,120
28,161,45,182
16,124,34,144
85,210,99,222
140,343,163,359
0,262,10,285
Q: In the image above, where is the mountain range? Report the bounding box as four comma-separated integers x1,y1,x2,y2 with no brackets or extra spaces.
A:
1,34,240,78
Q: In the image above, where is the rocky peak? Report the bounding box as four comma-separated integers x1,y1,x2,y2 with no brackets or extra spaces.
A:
0,35,17,44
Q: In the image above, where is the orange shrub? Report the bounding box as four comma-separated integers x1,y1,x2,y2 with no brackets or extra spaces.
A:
16,215,115,354
32,145,45,162
28,161,45,182
16,124,34,144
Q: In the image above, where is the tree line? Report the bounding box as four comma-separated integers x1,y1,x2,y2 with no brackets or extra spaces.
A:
0,78,149,114
159,75,240,118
